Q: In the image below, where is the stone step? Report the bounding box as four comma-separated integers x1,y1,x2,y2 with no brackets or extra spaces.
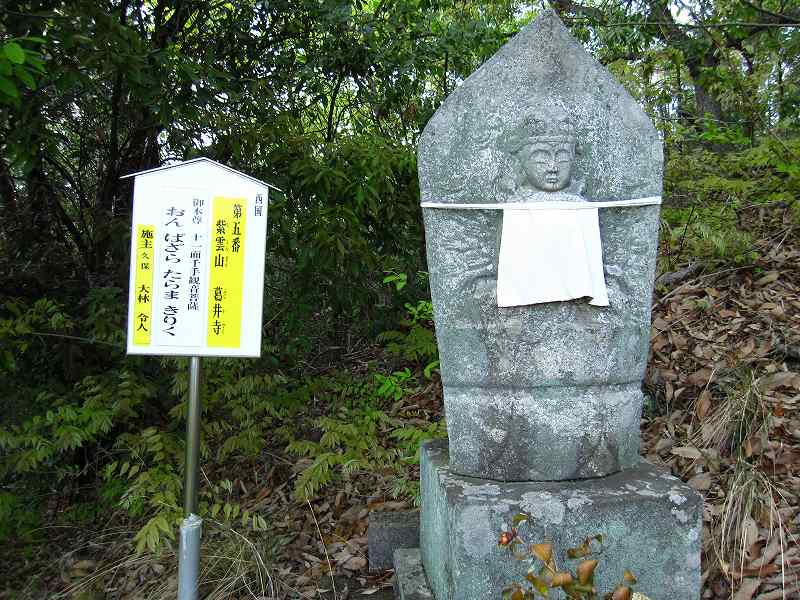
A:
393,548,433,600
368,509,421,572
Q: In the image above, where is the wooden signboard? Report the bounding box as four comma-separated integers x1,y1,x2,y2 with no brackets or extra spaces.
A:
125,158,276,357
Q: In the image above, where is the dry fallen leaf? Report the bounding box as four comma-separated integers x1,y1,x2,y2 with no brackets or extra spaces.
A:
687,473,712,491
696,389,712,419
760,371,800,391
342,556,367,571
732,577,760,600
687,368,714,387
672,446,703,460
754,271,780,286
655,437,674,454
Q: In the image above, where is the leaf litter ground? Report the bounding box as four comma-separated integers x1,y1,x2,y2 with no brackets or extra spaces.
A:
4,213,799,600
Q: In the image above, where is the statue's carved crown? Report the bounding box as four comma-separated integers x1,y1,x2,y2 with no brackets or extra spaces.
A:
522,113,576,143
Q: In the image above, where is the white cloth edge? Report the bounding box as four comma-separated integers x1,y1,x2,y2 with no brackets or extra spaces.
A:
420,196,662,210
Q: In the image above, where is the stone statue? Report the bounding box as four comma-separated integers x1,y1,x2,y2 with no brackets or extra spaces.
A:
388,11,702,600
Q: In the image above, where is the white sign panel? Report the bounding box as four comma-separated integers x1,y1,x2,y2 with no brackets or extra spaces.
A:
126,159,272,357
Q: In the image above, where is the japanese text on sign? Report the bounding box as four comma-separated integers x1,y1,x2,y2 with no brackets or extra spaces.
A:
207,197,246,347
162,206,185,338
133,225,155,345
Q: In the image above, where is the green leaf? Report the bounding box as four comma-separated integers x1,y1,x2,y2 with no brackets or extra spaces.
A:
524,573,549,596
25,56,45,73
0,75,18,98
3,43,25,65
512,513,529,527
423,360,439,379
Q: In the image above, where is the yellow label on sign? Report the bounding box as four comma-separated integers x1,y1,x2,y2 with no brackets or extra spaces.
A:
207,197,247,347
133,225,155,345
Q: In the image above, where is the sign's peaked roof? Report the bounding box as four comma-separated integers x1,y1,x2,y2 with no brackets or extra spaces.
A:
121,157,281,191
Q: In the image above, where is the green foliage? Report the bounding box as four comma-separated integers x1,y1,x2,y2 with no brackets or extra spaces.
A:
661,205,757,267
0,279,447,554
284,352,446,502
0,291,286,553
378,284,439,373
0,297,74,376
661,127,800,271
375,368,415,401
271,285,444,503
383,272,408,291
0,491,41,544
0,369,155,478
272,136,425,328
286,399,446,502
0,37,45,105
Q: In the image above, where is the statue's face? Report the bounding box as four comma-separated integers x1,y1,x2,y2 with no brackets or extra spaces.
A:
523,140,575,192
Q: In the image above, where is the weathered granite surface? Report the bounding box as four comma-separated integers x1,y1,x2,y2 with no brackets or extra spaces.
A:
394,549,434,600
419,440,702,600
419,10,662,481
369,510,421,571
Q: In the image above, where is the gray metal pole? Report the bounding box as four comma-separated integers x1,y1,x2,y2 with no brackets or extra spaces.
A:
178,356,202,600
177,514,202,600
183,356,202,515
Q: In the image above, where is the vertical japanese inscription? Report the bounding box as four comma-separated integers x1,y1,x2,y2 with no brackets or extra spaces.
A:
188,197,205,313
133,225,155,345
161,206,186,338
207,197,247,347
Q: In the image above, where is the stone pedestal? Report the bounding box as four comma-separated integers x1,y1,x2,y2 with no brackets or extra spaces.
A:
415,440,701,600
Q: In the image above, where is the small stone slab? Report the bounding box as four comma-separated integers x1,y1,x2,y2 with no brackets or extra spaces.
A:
420,440,702,600
393,548,434,600
369,510,421,571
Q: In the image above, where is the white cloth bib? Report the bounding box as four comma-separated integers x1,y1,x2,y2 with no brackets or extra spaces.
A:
496,205,608,307
420,196,661,308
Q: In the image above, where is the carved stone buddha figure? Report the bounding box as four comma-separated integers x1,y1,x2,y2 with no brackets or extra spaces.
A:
412,14,700,599
506,107,585,202
497,109,608,308
520,119,576,193
524,137,575,192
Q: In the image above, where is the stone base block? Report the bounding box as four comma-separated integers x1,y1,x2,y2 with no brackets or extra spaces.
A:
420,439,702,600
369,510,421,571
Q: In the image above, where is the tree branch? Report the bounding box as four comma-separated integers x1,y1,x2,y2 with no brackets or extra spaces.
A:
740,0,800,25
326,71,345,144
0,156,16,212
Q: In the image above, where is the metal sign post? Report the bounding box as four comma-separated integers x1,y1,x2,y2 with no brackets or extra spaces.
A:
177,356,202,600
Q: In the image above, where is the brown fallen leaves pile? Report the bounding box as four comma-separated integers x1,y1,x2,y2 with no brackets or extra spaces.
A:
644,240,800,598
